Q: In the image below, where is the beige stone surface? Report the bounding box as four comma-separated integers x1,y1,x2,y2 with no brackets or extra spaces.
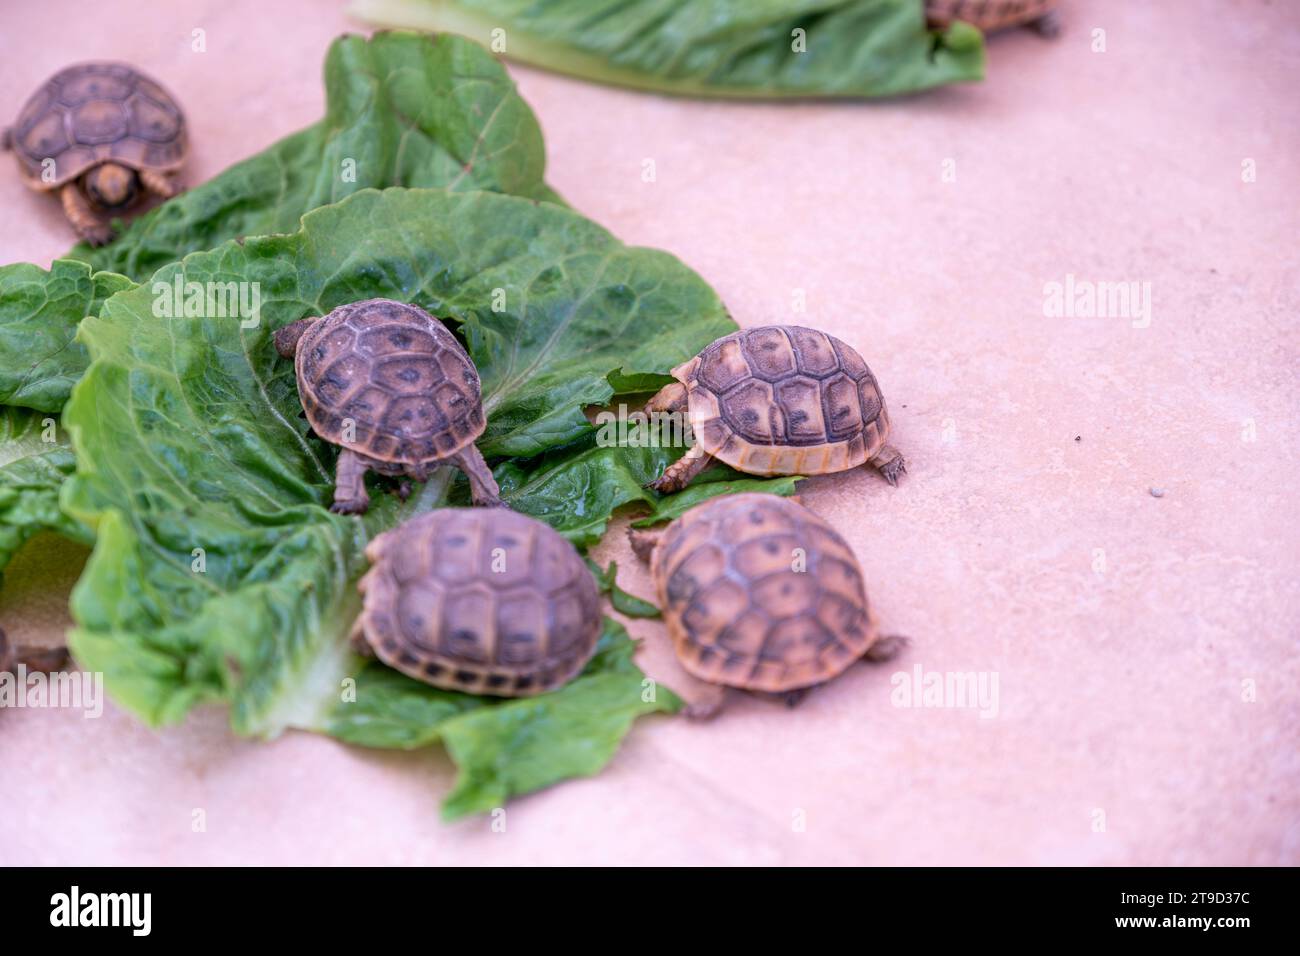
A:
0,0,1296,865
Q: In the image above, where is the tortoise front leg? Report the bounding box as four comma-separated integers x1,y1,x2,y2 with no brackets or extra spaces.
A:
452,445,504,507
139,168,183,198
60,184,113,246
331,448,371,515
867,444,907,486
647,444,712,494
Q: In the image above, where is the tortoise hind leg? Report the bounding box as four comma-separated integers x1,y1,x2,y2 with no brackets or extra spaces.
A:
60,184,113,246
867,443,907,486
139,168,183,198
330,448,371,515
647,444,712,494
683,684,732,721
452,445,504,507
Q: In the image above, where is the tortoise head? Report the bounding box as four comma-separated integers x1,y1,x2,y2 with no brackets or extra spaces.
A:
83,162,138,209
274,317,319,358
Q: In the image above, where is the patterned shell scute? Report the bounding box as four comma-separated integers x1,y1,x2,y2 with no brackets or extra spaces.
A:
359,509,603,696
10,62,186,189
684,325,890,474
296,299,485,464
653,493,876,693
926,0,1059,33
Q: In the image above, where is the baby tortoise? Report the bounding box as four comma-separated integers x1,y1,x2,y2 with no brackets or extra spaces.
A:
646,325,904,493
4,62,186,246
0,626,69,675
630,493,904,718
354,508,602,696
926,0,1061,37
276,299,502,515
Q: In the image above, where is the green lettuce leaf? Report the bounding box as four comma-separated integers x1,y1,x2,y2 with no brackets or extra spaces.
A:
0,30,557,415
0,262,133,412
328,618,681,820
0,408,92,584
62,186,736,813
351,0,985,99
588,559,661,618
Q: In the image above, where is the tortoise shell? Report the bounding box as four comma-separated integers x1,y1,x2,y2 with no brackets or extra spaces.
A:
357,508,602,696
926,0,1059,32
673,325,891,475
8,62,186,190
295,299,485,468
651,493,879,693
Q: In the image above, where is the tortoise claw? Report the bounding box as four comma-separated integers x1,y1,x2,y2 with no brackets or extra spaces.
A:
1031,11,1061,37
81,224,115,247
644,475,674,494
753,688,811,709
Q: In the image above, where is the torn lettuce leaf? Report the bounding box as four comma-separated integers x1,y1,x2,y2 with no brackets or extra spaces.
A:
62,186,743,814
351,0,985,99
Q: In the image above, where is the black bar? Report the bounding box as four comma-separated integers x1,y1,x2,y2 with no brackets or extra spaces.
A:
0,867,1289,941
